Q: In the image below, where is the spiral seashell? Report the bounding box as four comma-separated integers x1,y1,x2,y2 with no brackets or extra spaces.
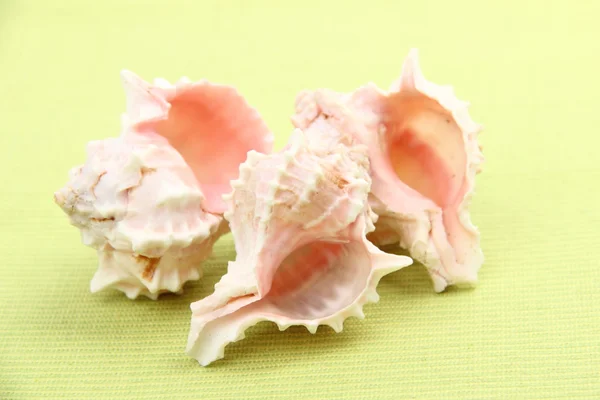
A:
292,49,484,292
186,130,412,366
55,69,274,298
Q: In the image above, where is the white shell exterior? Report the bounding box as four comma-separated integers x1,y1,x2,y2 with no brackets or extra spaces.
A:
54,136,227,299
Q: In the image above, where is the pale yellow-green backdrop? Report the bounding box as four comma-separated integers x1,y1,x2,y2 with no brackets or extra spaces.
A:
1,0,599,398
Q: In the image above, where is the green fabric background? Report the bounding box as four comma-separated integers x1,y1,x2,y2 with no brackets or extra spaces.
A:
1,0,599,398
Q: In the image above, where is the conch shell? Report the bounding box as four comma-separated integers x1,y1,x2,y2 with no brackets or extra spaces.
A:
120,70,274,213
186,131,412,366
54,136,228,299
292,49,484,292
54,70,274,298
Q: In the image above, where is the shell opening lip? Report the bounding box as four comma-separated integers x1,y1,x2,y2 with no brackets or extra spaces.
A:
262,237,371,321
121,71,274,214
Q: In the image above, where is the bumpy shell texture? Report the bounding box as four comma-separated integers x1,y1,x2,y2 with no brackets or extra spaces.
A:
54,136,228,299
292,49,484,292
186,131,412,366
55,70,275,298
120,70,274,214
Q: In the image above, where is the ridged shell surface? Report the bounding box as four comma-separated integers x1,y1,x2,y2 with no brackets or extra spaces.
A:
54,136,227,299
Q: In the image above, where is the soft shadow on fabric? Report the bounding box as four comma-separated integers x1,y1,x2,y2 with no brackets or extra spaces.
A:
48,238,472,371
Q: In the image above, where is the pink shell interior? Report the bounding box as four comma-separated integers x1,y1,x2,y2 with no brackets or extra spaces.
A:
290,50,483,291
158,87,269,212
265,240,370,318
186,212,412,365
383,91,466,210
124,73,274,214
204,239,369,321
381,90,476,265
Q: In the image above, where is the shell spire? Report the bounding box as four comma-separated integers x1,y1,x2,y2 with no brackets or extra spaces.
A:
186,128,411,366
292,49,484,292
54,136,228,299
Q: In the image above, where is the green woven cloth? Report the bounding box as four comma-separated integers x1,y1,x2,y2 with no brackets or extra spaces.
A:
2,1,599,398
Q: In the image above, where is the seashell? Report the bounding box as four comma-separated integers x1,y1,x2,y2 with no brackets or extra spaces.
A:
54,136,228,299
120,70,274,214
186,131,412,366
292,49,484,292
